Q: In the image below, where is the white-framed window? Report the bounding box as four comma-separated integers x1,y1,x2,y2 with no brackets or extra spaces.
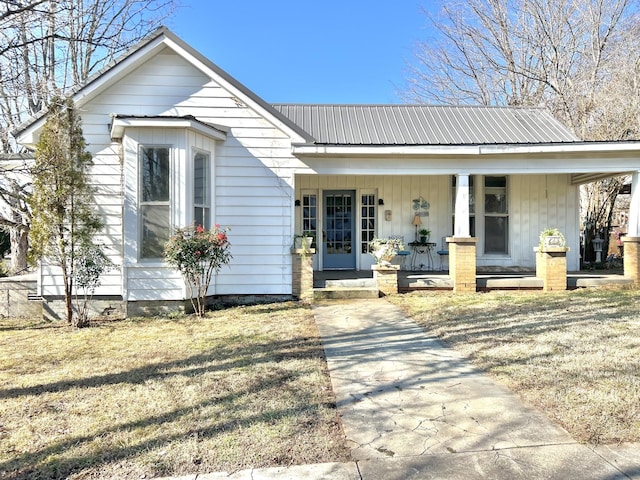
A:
361,193,376,253
302,192,318,246
193,149,210,229
484,176,509,254
452,175,476,236
140,145,171,259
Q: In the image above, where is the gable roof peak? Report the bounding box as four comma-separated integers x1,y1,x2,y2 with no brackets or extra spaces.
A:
15,26,312,145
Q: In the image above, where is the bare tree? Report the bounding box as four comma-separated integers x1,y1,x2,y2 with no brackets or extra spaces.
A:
405,0,640,262
0,0,176,273
406,0,640,137
0,156,31,272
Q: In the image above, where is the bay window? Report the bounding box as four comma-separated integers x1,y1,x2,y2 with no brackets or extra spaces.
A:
194,150,210,229
140,145,171,259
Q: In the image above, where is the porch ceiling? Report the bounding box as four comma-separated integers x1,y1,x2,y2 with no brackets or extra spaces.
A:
570,172,634,185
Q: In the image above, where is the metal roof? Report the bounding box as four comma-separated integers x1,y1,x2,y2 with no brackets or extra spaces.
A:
271,104,581,146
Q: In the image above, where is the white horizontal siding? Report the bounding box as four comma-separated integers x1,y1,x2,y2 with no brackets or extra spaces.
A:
40,265,122,296
108,46,300,304
126,266,184,301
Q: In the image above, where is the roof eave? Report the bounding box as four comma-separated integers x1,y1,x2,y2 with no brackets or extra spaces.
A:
291,141,640,158
110,116,228,141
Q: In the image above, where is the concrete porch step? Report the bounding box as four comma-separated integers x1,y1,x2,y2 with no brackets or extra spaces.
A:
325,278,376,288
313,285,379,300
408,276,453,289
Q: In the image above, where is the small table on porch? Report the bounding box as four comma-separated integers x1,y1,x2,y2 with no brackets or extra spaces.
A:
408,242,436,271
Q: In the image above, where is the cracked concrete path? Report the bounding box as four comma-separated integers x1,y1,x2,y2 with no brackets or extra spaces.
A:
312,298,640,479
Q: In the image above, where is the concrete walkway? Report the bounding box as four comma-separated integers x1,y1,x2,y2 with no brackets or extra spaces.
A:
311,298,640,480
159,298,640,480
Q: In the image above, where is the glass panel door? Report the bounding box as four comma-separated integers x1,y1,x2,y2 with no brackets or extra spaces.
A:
323,190,356,269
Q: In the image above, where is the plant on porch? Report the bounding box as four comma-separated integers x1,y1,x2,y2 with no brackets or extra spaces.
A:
164,224,232,317
368,237,404,265
539,228,566,250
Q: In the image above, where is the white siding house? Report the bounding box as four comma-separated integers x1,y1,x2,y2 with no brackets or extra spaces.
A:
13,27,640,317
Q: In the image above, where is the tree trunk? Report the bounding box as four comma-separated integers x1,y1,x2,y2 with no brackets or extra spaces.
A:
9,227,28,274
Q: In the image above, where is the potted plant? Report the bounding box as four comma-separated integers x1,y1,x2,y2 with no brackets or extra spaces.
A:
539,228,566,250
368,237,404,265
293,233,315,257
418,228,431,243
303,231,315,248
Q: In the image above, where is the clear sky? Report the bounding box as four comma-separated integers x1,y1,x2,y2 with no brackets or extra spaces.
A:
167,1,432,104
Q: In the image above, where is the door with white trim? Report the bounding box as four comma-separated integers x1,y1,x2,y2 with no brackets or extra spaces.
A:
323,190,356,269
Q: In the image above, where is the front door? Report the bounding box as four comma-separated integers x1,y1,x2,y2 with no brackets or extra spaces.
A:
323,190,356,269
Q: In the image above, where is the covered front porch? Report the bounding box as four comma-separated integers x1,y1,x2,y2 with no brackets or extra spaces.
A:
286,105,640,299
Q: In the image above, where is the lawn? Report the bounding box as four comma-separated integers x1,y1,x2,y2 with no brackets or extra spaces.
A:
0,303,350,480
3,288,639,479
388,286,640,445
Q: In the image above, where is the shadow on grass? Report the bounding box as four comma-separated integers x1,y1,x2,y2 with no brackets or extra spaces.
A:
0,313,346,480
402,290,639,346
0,333,323,400
0,320,62,333
1,369,330,480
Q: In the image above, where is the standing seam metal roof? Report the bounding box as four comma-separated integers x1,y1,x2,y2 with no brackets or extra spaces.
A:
271,104,581,146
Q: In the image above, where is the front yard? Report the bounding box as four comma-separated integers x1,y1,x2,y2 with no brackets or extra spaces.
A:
0,303,350,479
389,286,640,444
2,286,639,479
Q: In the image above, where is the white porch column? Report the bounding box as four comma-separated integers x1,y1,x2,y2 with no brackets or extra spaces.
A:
454,173,471,237
628,171,640,237
624,171,640,284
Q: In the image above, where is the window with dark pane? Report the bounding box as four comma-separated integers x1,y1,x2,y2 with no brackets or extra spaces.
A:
324,192,354,255
302,194,317,245
484,176,508,254
194,151,210,230
140,146,171,259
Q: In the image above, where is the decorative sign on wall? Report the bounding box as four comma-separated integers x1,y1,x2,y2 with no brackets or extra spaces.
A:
412,196,430,217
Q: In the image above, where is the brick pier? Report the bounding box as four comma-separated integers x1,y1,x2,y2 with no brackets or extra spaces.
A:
448,237,478,293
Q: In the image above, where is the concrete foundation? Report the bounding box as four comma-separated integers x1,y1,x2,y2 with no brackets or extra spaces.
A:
0,274,42,318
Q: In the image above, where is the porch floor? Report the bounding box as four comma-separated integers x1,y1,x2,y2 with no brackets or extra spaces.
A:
313,268,632,291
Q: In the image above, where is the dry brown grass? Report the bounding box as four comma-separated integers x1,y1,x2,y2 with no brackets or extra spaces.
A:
388,287,640,445
0,303,350,480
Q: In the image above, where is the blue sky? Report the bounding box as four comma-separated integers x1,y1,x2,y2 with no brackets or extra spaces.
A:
167,1,434,104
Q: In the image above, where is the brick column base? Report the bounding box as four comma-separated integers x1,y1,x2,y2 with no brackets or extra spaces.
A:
622,237,640,285
292,248,315,301
535,247,569,291
372,264,399,296
447,237,477,293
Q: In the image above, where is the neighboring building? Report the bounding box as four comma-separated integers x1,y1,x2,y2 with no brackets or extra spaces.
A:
13,27,640,317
